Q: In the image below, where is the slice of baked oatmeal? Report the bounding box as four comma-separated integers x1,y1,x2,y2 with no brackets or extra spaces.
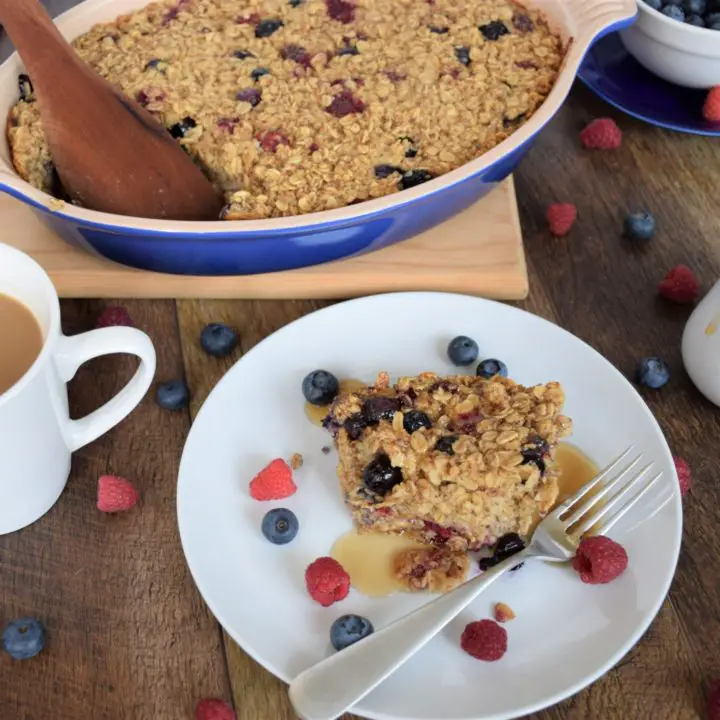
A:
325,371,572,552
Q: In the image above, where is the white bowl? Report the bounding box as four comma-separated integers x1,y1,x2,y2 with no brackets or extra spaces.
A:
620,0,720,88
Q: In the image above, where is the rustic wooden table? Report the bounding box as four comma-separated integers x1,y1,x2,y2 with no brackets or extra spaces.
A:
1,86,719,720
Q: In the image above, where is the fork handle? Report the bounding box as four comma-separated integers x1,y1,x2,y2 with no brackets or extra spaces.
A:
288,548,533,720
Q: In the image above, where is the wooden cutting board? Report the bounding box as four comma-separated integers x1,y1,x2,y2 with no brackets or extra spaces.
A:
2,176,528,300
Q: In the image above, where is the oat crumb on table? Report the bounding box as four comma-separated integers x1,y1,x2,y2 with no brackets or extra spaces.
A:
290,452,303,470
6,0,564,220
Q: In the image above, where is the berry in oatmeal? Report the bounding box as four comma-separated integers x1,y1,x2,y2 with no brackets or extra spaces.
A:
325,372,571,552
7,0,564,220
403,410,433,434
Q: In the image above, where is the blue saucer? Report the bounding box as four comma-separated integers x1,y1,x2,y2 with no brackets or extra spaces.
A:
578,33,720,137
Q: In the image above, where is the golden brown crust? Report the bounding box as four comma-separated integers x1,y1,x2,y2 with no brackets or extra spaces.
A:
329,371,572,550
7,0,564,219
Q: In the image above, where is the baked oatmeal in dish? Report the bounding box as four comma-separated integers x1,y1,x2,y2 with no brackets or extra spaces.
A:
324,371,572,553
7,0,565,220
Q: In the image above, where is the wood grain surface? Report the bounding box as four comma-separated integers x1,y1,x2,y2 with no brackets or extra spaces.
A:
1,85,720,720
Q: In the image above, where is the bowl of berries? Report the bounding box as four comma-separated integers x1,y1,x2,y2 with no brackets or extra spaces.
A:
620,0,720,88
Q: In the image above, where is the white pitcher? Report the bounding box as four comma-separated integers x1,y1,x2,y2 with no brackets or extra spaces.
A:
682,280,720,407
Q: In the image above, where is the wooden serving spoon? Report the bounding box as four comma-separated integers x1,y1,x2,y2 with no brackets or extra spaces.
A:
0,0,224,221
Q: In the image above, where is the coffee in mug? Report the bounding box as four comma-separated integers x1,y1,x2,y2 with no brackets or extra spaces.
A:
0,292,43,395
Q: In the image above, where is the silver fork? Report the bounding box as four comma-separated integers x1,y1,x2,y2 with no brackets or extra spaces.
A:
289,447,665,720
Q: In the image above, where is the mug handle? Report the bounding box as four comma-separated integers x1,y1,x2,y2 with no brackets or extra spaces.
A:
53,327,156,452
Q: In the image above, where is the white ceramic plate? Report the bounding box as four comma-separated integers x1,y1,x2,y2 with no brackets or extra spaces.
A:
177,293,682,720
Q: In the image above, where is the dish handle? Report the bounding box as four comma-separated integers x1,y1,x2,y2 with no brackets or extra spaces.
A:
560,0,638,47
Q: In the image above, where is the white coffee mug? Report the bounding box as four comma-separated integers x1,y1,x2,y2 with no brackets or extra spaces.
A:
0,243,156,534
682,279,720,407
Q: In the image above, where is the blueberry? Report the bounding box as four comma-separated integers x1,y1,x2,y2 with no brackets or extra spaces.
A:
169,116,197,139
447,336,480,366
624,211,656,241
403,410,432,433
362,396,401,424
343,413,367,440
495,533,525,558
399,170,435,190
479,21,510,40
289,0,304,5
435,436,457,455
145,58,168,72
644,0,662,8
706,11,720,25
454,46,471,66
200,323,239,357
261,508,299,544
255,18,284,37
302,370,340,405
2,618,45,660
251,67,271,81
684,0,706,12
374,164,402,179
399,136,418,158
636,357,670,389
234,49,255,60
156,380,190,410
363,452,403,495
18,74,35,103
661,4,685,20
687,12,706,23
429,25,449,33
330,614,374,651
476,359,508,378
337,43,360,56
237,88,262,107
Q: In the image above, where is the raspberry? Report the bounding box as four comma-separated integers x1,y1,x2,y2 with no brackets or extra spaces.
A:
708,680,720,720
658,265,700,304
196,699,236,720
493,602,516,623
579,118,622,150
249,459,296,501
96,306,134,328
97,475,140,513
257,130,290,153
305,557,350,606
460,619,507,661
703,87,720,123
326,0,356,23
326,89,365,118
572,536,628,585
674,456,691,497
546,203,577,237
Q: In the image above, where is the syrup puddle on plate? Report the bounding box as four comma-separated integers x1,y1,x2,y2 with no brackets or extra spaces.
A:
330,445,599,599
331,529,429,598
304,378,366,426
